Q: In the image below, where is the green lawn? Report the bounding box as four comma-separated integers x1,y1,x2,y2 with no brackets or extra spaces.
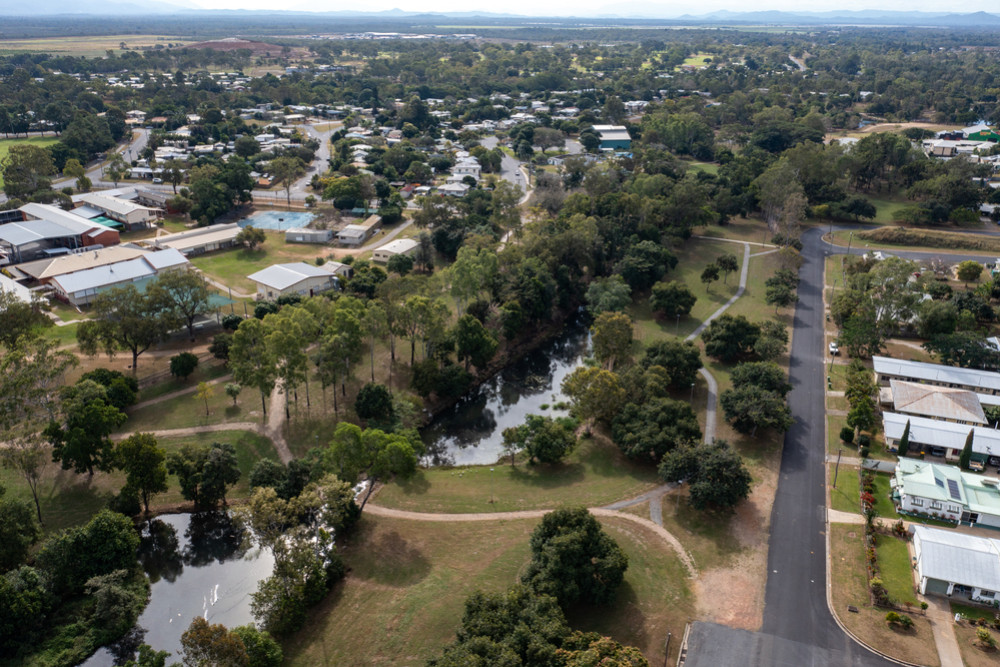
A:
136,362,230,403
686,160,719,175
41,322,80,347
124,382,265,432
830,523,940,666
284,513,693,666
655,488,743,571
866,195,910,224
630,238,740,343
829,463,862,514
951,601,998,623
879,535,918,606
190,234,327,293
0,136,58,188
373,435,661,514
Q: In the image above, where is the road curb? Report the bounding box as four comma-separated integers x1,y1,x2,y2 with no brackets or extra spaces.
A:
821,250,928,667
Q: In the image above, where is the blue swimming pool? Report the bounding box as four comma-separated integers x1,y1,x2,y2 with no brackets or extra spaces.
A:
239,210,315,231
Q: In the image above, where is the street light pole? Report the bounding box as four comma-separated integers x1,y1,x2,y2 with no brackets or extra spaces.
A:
833,448,843,489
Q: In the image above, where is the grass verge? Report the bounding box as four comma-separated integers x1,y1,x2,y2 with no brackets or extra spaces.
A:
830,523,939,666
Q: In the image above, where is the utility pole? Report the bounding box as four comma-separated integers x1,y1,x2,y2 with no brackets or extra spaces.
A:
833,448,843,489
662,632,672,667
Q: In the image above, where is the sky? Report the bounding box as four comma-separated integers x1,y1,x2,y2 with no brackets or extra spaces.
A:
185,0,1000,16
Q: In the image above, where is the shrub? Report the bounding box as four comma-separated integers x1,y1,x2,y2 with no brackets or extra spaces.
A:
977,626,997,649
839,426,855,445
169,352,199,380
857,433,871,448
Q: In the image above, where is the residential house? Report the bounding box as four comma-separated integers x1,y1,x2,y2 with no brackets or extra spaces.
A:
873,356,1000,396
73,193,162,230
912,525,1000,602
372,238,419,263
883,412,1000,466
247,262,339,299
892,458,1000,526
880,380,987,426
437,183,470,197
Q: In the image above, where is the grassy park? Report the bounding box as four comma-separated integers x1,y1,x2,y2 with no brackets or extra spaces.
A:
190,232,328,294
373,435,661,514
285,513,693,666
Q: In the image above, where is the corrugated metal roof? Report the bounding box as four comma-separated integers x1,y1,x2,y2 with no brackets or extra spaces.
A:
71,205,104,220
20,203,99,235
375,238,419,254
874,356,1000,392
144,248,188,270
51,257,156,294
0,220,77,246
890,380,987,424
247,262,335,291
895,458,1000,516
883,413,1000,457
18,246,148,280
914,525,1000,593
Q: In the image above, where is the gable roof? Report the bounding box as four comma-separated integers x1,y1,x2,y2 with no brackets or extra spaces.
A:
914,525,1000,592
247,262,335,291
16,246,148,280
890,380,987,424
873,356,1000,393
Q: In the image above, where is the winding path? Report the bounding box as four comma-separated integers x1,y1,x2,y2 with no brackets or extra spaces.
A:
363,501,698,578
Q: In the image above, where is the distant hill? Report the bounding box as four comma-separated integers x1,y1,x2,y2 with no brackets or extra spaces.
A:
0,0,195,15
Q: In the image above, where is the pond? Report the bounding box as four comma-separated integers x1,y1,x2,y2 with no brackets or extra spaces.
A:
420,315,590,467
79,512,273,667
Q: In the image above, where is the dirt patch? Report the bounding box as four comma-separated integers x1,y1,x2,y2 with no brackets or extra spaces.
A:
692,464,776,630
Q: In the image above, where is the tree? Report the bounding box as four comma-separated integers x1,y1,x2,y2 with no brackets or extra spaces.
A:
196,381,215,416
502,415,576,465
659,439,752,510
649,280,697,319
35,509,140,597
765,282,796,313
585,275,632,315
85,569,147,643
230,626,282,667
454,314,498,371
170,352,199,380
180,617,249,667
324,423,419,510
115,433,168,515
720,384,793,437
269,156,306,206
235,226,266,250
611,397,702,463
147,270,211,341
0,337,76,523
430,585,570,666
0,487,40,572
717,253,739,284
77,284,172,375
701,314,761,363
163,158,185,193
960,428,974,470
123,644,170,667
641,339,703,388
731,361,792,396
618,241,677,291
354,383,394,424
105,152,129,187
230,318,277,418
558,632,649,667
924,332,1000,370
234,135,260,159
590,311,633,370
700,263,720,290
898,419,911,458
562,366,626,424
521,507,628,607
361,303,388,383
957,260,984,287
46,380,127,476
225,382,242,406
0,291,51,348
1,143,55,199
386,253,414,276
167,443,241,509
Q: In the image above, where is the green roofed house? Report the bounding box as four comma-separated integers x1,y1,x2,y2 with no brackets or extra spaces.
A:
892,458,1000,527
591,124,632,151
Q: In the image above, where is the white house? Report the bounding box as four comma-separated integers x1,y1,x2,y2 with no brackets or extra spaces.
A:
48,248,190,307
892,458,1000,526
337,225,369,246
883,412,1000,466
873,356,1000,396
881,380,987,426
372,238,419,263
452,158,481,180
247,262,339,300
912,525,1000,602
437,183,470,197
